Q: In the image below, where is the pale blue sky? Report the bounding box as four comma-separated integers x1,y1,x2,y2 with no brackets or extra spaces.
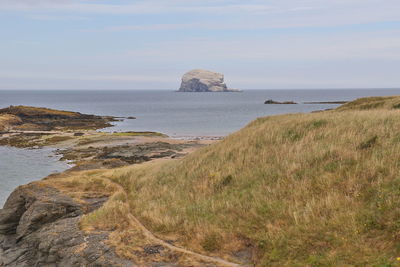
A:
1,0,400,90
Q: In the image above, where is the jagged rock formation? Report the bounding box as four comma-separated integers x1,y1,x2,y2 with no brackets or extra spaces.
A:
0,184,135,267
178,69,238,92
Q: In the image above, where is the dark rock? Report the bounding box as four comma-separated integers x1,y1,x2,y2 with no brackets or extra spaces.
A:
96,142,193,164
264,99,297,104
303,101,348,104
61,142,202,165
144,245,164,255
0,183,135,267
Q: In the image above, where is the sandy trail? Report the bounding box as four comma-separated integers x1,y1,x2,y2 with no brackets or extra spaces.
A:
109,181,243,267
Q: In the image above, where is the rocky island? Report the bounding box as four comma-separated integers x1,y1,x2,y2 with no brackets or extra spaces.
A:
264,99,298,104
178,69,239,92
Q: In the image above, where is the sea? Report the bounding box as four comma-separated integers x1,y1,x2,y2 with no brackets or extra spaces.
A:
1,88,400,207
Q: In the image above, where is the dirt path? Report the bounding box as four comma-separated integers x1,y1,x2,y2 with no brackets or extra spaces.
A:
110,180,243,267
126,213,241,267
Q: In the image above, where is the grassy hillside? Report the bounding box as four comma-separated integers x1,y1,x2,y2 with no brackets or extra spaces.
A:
50,96,400,266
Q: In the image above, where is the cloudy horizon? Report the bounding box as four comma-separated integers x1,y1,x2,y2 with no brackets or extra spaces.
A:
1,0,400,90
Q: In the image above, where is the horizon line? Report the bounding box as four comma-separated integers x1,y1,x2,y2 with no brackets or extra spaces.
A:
1,87,400,91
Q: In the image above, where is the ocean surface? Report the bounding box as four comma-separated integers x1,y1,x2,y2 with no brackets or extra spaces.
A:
1,88,400,207
0,146,70,207
2,89,400,137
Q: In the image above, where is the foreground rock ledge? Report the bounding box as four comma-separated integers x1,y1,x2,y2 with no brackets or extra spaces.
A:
0,184,134,267
178,69,239,92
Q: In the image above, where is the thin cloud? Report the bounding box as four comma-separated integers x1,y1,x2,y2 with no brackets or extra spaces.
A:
0,1,274,14
87,23,193,32
72,1,400,32
2,0,400,30
119,30,400,62
0,71,173,83
29,14,89,21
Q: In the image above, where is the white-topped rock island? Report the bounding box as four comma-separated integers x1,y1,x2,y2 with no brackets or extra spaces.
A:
178,69,240,92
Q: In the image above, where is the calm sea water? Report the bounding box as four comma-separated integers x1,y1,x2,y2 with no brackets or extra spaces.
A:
2,89,400,137
1,88,400,207
0,146,70,207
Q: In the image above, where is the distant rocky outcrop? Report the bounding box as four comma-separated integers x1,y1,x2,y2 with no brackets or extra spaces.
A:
264,99,297,104
0,106,117,132
303,101,348,104
179,69,239,92
264,100,348,105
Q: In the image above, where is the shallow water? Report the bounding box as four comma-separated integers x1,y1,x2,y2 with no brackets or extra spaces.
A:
0,146,70,207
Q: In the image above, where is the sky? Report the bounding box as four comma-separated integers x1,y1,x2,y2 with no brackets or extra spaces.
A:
0,0,400,90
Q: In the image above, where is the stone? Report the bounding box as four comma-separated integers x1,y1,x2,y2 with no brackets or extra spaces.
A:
0,184,135,267
264,99,297,104
178,69,239,92
303,101,348,104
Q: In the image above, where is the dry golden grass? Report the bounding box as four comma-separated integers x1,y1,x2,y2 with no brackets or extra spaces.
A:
337,95,400,111
42,169,120,205
0,105,80,117
46,96,400,266
42,135,74,144
0,114,22,131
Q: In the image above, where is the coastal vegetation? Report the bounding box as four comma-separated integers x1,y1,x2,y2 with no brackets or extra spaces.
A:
3,96,400,266
41,96,400,266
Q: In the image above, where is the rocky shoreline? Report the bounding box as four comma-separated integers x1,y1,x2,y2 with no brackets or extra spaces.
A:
0,183,133,266
0,105,118,132
264,99,349,105
0,106,219,267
